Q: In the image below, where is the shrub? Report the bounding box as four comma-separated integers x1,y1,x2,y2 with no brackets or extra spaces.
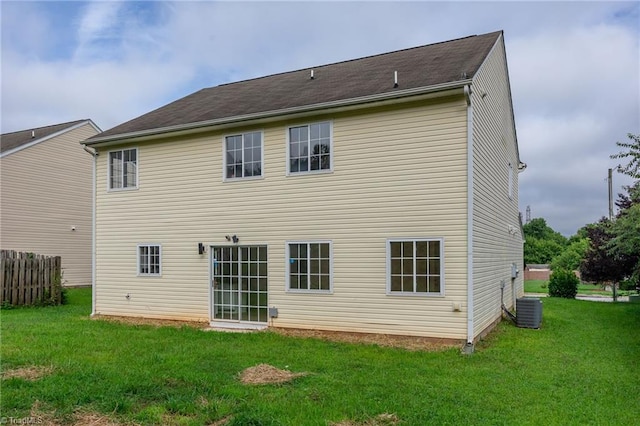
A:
620,278,639,292
548,269,579,299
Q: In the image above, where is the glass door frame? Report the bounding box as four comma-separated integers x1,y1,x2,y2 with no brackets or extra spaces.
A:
209,244,268,326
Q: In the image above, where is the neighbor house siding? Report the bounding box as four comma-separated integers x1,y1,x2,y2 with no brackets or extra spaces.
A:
0,123,98,286
94,97,470,338
470,35,524,338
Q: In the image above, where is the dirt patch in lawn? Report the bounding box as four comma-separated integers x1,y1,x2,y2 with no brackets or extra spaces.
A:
239,363,307,385
92,314,209,330
70,412,130,426
92,315,461,351
272,328,461,351
332,413,401,426
208,415,233,426
2,365,53,381
27,401,133,426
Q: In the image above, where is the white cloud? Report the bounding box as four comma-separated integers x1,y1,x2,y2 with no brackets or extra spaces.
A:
1,1,638,236
510,21,639,234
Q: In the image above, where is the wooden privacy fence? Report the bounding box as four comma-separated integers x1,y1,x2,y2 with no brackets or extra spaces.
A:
0,250,62,306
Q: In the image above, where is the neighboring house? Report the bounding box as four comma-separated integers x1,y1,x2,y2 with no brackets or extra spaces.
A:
1,120,101,286
524,265,552,281
85,31,524,347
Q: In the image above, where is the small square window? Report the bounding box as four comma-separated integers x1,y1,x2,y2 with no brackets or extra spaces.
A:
225,132,263,179
387,239,443,295
287,241,332,292
288,122,332,174
138,244,161,276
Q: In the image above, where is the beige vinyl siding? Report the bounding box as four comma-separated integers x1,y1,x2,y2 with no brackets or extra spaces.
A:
94,97,470,338
0,123,98,286
471,36,524,338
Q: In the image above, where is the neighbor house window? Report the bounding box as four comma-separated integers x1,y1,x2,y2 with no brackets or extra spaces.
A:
109,148,137,190
138,244,161,276
288,122,331,174
225,132,262,179
287,241,332,292
387,239,443,295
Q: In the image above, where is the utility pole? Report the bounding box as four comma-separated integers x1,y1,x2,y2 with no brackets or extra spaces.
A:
608,168,613,220
608,168,617,302
526,205,531,223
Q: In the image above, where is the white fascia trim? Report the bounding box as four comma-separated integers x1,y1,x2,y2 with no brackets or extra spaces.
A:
1,120,98,158
85,80,471,147
465,84,475,345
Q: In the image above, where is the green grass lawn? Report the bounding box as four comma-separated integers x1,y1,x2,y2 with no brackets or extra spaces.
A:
2,288,639,425
525,280,621,296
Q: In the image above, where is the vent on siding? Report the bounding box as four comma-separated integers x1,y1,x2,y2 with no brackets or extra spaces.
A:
516,298,542,329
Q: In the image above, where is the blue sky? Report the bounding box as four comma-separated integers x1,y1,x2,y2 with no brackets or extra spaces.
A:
2,1,639,236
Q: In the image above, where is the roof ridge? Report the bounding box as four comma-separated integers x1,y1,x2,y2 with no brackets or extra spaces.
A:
214,31,501,89
91,30,503,142
1,119,89,137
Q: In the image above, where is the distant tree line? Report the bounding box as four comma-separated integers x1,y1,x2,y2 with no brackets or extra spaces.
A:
524,133,640,292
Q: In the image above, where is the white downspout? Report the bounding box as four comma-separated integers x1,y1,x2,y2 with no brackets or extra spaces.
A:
464,85,475,351
83,145,98,316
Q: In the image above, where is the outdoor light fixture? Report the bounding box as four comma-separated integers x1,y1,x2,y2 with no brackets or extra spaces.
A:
225,235,239,243
198,243,206,255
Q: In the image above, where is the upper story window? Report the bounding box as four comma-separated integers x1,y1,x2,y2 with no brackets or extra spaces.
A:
287,241,332,292
138,244,161,276
387,239,444,296
225,132,263,179
508,162,514,199
288,122,332,174
109,148,137,190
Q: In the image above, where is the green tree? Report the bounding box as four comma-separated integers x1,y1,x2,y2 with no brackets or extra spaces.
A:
523,218,568,265
550,238,589,271
524,238,565,265
580,218,632,285
610,133,640,179
523,218,567,245
608,203,640,284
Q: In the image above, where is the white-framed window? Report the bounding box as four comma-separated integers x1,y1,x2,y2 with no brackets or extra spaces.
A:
225,131,263,179
287,121,332,174
138,244,161,276
108,148,138,190
508,162,514,199
286,241,332,292
387,239,444,295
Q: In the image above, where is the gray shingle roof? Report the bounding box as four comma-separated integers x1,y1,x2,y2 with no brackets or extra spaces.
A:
1,119,91,154
92,31,501,142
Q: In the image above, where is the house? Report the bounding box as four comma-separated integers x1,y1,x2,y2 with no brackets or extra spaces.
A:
524,264,551,281
1,119,102,286
84,31,524,347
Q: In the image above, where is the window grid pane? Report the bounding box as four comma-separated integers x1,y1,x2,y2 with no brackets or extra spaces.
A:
389,240,441,294
110,149,137,189
289,242,331,291
289,122,330,173
139,244,160,276
213,246,268,323
226,133,262,179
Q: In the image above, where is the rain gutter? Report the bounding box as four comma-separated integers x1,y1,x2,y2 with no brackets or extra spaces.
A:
464,84,475,348
85,80,471,147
